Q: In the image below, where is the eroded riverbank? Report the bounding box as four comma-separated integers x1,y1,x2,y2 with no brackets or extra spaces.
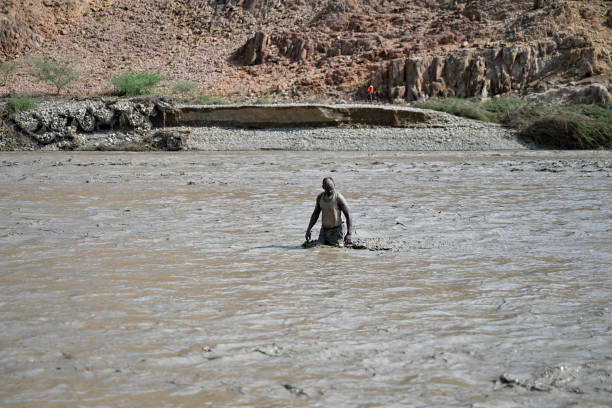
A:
1,151,611,407
1,100,527,151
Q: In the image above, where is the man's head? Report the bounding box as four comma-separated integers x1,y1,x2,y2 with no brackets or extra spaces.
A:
322,177,335,194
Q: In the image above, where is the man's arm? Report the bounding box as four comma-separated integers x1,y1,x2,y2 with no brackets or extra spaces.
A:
305,195,321,241
338,194,352,244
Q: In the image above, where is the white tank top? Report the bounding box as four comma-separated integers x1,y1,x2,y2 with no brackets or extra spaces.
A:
319,192,343,228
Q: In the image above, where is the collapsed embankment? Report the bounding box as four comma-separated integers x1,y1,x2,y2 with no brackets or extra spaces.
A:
0,98,526,151
0,97,604,151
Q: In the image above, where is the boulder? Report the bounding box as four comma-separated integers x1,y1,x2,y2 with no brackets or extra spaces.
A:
571,83,611,106
33,132,57,145
525,81,612,106
77,113,96,132
121,110,151,130
46,116,68,133
110,100,134,113
237,31,269,65
14,112,40,133
151,130,186,151
135,101,156,117
283,37,314,62
92,104,115,127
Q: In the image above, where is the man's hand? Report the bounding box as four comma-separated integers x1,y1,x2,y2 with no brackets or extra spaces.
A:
305,229,311,242
344,232,352,245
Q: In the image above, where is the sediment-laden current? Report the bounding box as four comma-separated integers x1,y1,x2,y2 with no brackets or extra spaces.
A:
1,151,611,407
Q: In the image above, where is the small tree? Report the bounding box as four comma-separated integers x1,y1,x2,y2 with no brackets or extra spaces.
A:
29,57,79,94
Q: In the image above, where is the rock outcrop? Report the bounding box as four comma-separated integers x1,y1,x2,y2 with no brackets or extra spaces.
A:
525,82,612,106
236,31,270,65
229,0,610,101
1,0,92,58
10,98,165,149
0,14,39,59
374,34,609,102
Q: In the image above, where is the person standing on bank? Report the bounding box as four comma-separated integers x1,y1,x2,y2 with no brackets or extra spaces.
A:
305,177,353,246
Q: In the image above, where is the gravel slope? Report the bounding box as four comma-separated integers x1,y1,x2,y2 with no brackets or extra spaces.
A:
178,116,528,151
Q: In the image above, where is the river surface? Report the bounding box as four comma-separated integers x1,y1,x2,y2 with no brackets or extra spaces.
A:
1,151,611,407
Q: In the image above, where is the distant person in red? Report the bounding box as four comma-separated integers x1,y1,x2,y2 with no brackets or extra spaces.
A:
367,83,374,102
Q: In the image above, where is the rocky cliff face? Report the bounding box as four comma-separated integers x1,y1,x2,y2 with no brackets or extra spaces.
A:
1,0,610,101
376,33,608,102
0,0,94,58
233,0,611,101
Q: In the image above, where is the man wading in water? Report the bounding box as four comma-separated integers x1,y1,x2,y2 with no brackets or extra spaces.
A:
305,177,353,246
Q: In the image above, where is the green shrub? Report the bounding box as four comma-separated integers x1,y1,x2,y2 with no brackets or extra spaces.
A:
8,96,38,114
415,96,611,149
520,112,611,149
568,104,612,121
110,71,163,96
516,105,611,149
29,57,79,94
172,81,198,97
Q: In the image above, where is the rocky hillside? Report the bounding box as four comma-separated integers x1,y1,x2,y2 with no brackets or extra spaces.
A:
1,0,611,102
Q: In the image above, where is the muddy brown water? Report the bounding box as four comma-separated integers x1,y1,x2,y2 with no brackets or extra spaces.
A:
1,151,611,407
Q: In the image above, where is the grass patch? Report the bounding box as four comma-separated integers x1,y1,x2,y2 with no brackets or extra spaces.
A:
415,97,492,121
147,88,172,98
482,96,526,116
212,98,230,105
415,96,525,122
172,81,198,97
192,93,230,105
415,96,610,149
110,71,163,96
8,96,39,114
